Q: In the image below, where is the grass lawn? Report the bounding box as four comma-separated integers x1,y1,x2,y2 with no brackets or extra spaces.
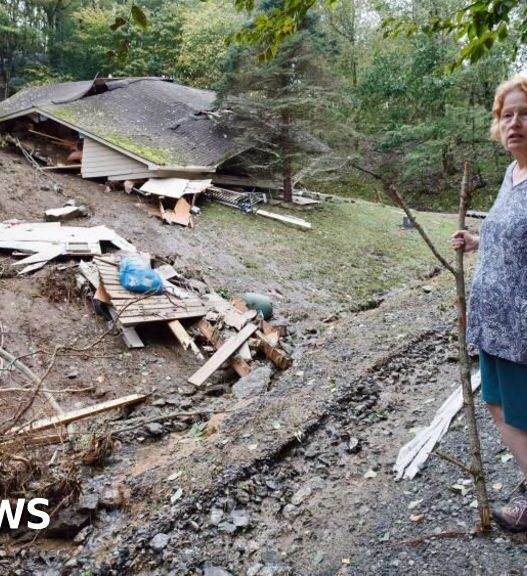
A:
203,198,462,309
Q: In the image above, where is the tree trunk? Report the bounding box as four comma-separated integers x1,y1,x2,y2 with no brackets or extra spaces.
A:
280,109,293,202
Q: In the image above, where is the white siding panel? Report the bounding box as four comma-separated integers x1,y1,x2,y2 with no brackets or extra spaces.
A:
82,138,148,178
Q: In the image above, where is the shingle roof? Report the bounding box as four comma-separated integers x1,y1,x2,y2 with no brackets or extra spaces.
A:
0,78,248,169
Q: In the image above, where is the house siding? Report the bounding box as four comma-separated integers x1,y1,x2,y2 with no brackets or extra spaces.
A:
82,137,149,178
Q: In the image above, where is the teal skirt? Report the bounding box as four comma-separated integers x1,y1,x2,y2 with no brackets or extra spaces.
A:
480,348,527,430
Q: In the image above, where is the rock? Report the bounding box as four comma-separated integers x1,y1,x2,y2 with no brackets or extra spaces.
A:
218,521,237,534
178,384,197,396
291,484,312,506
77,493,99,512
247,564,263,576
145,423,165,436
73,525,93,544
282,504,300,520
46,510,90,538
210,508,224,525
260,547,280,566
203,565,234,576
347,437,361,454
232,366,272,400
100,487,126,510
231,509,250,527
149,533,170,551
66,369,79,379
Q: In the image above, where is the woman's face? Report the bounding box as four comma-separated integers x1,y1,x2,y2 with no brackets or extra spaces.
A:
499,88,527,155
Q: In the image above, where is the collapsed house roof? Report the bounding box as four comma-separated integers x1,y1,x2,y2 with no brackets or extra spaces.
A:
0,77,249,178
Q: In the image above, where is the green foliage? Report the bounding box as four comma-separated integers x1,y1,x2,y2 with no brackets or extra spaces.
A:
232,0,337,59
382,0,525,68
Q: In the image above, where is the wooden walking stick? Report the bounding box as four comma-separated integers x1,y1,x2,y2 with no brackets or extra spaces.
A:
384,162,491,530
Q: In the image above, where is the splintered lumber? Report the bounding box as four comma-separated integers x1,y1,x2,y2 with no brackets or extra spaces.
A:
255,330,291,370
10,393,148,434
168,320,204,360
197,319,251,378
393,371,482,480
230,296,291,369
189,323,257,386
254,208,312,230
0,432,67,449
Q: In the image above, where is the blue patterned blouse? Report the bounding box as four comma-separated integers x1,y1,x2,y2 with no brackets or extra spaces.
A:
467,162,527,364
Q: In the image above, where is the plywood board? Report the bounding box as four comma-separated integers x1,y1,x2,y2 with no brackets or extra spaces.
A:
140,177,211,199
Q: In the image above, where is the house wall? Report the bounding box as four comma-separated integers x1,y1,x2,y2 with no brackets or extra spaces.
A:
81,137,150,178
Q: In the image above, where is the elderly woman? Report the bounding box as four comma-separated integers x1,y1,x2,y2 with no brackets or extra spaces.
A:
452,74,527,531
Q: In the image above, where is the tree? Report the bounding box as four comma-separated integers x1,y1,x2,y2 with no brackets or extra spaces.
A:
0,0,40,97
218,23,332,202
233,0,523,67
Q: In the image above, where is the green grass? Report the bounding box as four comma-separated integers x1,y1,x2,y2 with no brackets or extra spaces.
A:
204,199,458,308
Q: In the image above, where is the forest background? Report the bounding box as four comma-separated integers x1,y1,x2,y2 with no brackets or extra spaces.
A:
0,0,524,211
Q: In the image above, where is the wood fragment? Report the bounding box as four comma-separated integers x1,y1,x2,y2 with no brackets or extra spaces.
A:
168,320,204,360
190,323,257,385
196,319,251,377
255,330,291,370
10,393,148,434
254,208,312,230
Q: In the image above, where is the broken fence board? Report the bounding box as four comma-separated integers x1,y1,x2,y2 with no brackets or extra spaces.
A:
11,393,148,434
168,320,204,361
254,209,312,230
189,323,257,386
393,371,482,480
196,319,251,378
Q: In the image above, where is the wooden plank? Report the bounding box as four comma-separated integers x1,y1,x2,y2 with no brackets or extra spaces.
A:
11,394,148,434
168,320,204,361
255,330,291,370
41,164,81,171
189,323,257,386
115,301,206,312
108,307,144,349
0,432,68,449
196,319,251,378
120,310,207,326
254,209,312,230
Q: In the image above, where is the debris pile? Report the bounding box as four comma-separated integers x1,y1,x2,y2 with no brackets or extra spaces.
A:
0,221,135,274
77,253,291,387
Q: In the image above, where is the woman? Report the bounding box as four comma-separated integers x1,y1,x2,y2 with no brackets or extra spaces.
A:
452,74,527,531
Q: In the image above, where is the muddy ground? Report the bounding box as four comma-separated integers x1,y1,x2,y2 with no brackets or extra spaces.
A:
0,148,525,576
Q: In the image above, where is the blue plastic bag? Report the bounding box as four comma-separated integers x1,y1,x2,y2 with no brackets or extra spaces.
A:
119,256,164,294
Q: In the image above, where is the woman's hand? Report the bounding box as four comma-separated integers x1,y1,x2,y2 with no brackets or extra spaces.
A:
451,230,479,252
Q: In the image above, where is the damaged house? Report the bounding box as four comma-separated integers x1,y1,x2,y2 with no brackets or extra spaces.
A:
0,76,262,187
